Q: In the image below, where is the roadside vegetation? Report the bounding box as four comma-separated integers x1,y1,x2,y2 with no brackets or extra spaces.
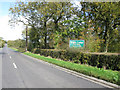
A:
0,37,5,48
10,48,120,85
8,2,120,53
8,1,120,85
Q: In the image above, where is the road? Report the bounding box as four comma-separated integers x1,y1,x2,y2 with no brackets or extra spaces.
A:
2,46,110,88
0,48,2,89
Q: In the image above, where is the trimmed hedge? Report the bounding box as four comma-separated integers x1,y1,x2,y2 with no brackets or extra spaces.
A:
34,49,120,71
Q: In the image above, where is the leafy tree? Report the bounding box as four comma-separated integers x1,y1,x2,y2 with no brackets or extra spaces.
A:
9,2,42,50
7,39,25,49
81,2,120,52
9,1,120,53
0,37,5,48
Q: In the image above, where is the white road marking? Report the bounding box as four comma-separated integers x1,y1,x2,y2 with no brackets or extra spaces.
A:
10,56,12,59
13,63,17,69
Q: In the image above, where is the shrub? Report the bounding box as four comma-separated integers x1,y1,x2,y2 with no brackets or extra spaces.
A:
18,48,25,52
34,49,120,71
32,48,40,54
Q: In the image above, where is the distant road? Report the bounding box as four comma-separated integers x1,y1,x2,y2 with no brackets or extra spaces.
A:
0,48,2,89
2,46,109,88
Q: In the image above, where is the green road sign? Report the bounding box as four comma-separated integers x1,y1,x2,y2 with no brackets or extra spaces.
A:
69,40,84,48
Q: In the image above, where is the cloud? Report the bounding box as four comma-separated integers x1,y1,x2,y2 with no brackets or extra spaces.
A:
71,0,82,10
0,15,25,41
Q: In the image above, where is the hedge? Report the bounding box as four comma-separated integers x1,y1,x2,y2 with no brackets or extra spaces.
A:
33,49,120,71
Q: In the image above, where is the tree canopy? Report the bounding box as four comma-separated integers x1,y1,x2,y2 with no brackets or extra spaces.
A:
9,1,120,53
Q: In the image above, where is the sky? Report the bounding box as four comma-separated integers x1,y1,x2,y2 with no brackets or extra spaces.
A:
0,1,81,41
0,2,25,41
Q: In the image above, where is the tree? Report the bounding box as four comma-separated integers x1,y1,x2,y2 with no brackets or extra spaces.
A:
47,2,77,48
7,39,26,49
9,1,76,49
81,2,120,52
0,37,5,48
9,2,42,51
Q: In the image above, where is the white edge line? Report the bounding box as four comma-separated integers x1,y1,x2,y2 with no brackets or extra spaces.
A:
13,63,17,69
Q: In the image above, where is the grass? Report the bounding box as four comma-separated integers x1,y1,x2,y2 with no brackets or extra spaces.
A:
10,48,120,85
24,52,120,85
10,48,19,51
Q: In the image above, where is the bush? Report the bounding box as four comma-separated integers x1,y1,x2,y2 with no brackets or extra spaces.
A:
32,48,40,54
33,49,120,71
18,48,25,52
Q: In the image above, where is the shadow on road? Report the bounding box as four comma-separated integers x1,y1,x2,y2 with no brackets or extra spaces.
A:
0,52,6,55
13,51,19,53
13,50,22,54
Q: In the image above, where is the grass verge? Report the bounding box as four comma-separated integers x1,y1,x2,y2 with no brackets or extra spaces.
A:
10,48,19,51
24,52,120,85
11,48,120,85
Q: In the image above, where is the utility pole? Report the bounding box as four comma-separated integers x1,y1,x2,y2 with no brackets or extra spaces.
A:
25,25,28,52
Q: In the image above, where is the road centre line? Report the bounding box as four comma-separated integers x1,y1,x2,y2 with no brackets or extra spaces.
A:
13,63,17,69
10,56,12,59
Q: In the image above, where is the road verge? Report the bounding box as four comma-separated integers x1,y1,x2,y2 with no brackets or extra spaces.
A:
10,48,120,88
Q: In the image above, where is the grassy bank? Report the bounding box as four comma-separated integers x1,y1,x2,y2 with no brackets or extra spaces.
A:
10,48,120,85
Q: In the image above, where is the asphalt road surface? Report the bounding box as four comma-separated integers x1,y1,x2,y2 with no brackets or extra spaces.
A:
2,45,110,88
0,48,2,89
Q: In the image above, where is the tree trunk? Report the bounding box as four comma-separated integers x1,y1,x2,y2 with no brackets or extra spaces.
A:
105,39,109,53
44,33,47,49
44,21,47,49
103,65,106,70
104,19,109,53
